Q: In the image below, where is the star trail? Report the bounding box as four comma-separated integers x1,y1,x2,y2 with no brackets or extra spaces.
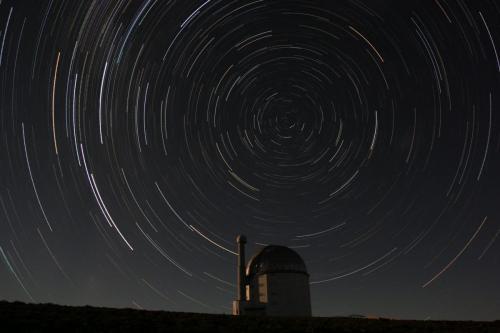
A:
0,0,499,320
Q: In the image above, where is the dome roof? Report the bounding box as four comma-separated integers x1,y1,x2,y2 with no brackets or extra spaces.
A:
246,245,308,277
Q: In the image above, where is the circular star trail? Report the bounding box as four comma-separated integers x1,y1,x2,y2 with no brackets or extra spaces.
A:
0,0,499,320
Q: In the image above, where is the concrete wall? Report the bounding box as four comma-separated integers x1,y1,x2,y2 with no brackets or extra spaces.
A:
264,272,311,316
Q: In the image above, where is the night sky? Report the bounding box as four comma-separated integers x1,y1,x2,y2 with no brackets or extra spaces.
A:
0,0,499,321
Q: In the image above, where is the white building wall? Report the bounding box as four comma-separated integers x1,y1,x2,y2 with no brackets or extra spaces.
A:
264,272,311,316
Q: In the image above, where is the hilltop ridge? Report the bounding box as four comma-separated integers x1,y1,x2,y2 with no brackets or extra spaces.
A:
1,301,498,333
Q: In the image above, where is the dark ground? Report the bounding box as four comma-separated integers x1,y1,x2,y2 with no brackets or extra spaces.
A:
0,301,498,333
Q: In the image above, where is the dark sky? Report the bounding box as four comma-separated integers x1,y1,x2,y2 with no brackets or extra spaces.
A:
0,0,499,321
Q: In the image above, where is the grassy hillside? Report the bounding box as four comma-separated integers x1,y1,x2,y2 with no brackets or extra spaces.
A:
0,301,498,332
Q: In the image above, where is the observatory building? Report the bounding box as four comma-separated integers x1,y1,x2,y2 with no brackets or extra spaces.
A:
232,235,312,316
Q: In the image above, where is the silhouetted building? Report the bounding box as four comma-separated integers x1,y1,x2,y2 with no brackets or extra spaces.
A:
232,235,312,316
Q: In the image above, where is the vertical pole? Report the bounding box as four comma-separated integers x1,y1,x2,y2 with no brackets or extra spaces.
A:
237,235,247,301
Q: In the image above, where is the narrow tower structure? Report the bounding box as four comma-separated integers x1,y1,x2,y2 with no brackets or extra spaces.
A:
237,234,246,302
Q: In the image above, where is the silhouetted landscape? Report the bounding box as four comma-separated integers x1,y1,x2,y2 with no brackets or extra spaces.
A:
1,301,498,333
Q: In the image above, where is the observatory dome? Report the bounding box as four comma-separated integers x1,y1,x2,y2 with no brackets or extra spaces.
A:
246,245,308,277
